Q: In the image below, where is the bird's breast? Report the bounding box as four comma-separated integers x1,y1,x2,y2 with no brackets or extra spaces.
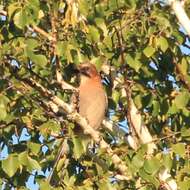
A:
79,83,107,129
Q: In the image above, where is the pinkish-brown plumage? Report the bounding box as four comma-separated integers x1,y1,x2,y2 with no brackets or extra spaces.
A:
78,62,107,129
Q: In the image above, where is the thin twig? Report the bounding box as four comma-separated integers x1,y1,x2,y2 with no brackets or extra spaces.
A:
0,85,14,95
47,139,65,183
0,10,7,16
30,25,56,42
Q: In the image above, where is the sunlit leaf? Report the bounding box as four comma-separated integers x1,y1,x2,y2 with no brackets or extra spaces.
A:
27,142,41,155
18,151,41,171
88,25,100,42
156,36,168,52
0,95,10,121
2,154,20,177
172,143,186,157
126,54,141,72
143,157,160,174
95,18,108,37
14,9,27,29
143,46,156,57
72,135,86,159
39,181,52,190
173,91,189,109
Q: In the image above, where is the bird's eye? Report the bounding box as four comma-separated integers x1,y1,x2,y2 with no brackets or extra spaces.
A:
81,67,91,74
80,66,91,77
83,67,90,72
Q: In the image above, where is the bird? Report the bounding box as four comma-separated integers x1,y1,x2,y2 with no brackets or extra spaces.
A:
48,63,107,183
77,62,107,130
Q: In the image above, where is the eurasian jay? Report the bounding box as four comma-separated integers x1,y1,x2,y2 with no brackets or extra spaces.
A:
77,62,107,130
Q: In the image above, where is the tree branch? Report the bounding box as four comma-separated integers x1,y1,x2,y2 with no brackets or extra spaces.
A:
0,10,7,16
29,25,56,42
169,0,190,37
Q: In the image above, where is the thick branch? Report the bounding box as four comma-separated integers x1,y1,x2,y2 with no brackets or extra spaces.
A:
169,0,190,37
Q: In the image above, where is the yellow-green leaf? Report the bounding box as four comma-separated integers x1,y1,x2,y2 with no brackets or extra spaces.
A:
174,91,189,109
143,46,155,57
2,154,19,177
88,26,100,42
156,36,168,52
172,143,186,157
14,9,27,29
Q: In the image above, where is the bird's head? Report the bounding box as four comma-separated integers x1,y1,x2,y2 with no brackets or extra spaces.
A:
78,62,100,84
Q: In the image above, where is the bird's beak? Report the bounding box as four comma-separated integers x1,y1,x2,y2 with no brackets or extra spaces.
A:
76,64,87,75
77,64,84,72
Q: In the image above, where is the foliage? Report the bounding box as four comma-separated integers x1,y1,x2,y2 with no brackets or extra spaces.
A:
0,0,190,189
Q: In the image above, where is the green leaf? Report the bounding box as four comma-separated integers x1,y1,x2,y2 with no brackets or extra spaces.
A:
8,3,19,17
112,90,120,104
125,0,137,9
179,58,188,75
173,30,185,44
174,91,189,109
19,151,41,171
26,39,39,51
18,151,28,166
179,179,190,190
78,0,90,16
95,18,108,37
40,120,60,138
88,25,100,42
55,41,67,56
0,103,7,121
28,156,41,170
14,9,27,29
103,36,112,50
172,143,186,157
97,179,117,190
28,0,40,8
152,100,160,116
39,181,52,190
126,54,141,72
27,142,41,155
30,54,48,68
143,46,155,58
130,146,146,173
156,36,168,52
153,13,171,29
0,95,10,121
56,41,81,63
134,94,143,109
2,154,20,177
181,127,190,138
72,136,86,159
168,102,178,114
143,157,160,174
162,154,173,170
139,168,160,188
131,152,144,170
